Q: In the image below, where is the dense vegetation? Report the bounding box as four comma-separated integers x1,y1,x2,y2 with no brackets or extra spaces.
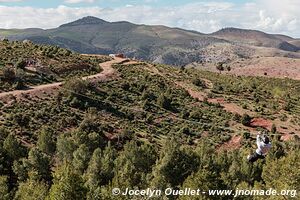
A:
0,40,110,92
0,47,299,199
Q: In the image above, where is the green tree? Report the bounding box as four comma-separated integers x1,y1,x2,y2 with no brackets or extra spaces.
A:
0,176,10,200
216,63,225,73
72,144,91,174
13,113,30,134
37,127,56,155
26,148,51,181
85,143,116,190
151,137,198,188
56,133,76,163
192,78,206,88
13,148,51,182
63,78,89,99
15,59,27,69
2,66,16,81
271,124,277,134
3,134,26,160
48,164,87,200
157,93,172,110
241,114,252,126
226,66,231,71
14,173,48,200
112,141,157,190
181,165,223,200
263,150,300,195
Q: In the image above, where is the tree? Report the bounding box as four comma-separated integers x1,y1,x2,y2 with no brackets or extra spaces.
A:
216,63,225,73
85,143,116,190
151,137,199,188
192,78,206,88
242,132,251,140
271,124,277,134
13,113,30,134
112,141,157,190
15,59,27,69
56,134,76,163
3,134,26,160
14,172,48,200
157,94,172,110
48,164,87,200
63,78,89,99
0,176,10,200
26,148,51,181
263,150,300,195
13,148,51,183
226,66,231,71
181,165,223,200
72,144,91,174
2,66,16,81
241,114,252,126
55,92,63,106
37,127,56,155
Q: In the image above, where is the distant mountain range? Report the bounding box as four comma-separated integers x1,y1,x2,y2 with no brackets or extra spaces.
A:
1,16,300,66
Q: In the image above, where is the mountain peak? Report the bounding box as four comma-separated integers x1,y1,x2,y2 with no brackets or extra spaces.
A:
59,16,108,27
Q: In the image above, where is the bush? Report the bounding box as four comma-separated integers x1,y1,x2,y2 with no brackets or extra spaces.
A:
63,78,89,99
271,124,277,133
15,59,27,69
192,78,206,88
2,67,16,81
216,63,224,72
241,114,252,126
242,132,251,139
157,94,172,110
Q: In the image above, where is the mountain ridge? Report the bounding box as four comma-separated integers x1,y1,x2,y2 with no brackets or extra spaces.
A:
1,16,300,66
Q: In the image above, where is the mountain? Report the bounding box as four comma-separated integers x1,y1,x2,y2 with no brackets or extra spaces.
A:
1,16,300,66
212,27,299,52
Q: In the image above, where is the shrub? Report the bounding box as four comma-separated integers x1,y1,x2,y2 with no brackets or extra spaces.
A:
192,78,206,88
157,94,172,110
63,78,89,99
2,67,15,81
242,132,251,139
15,59,27,69
271,124,277,133
241,114,252,126
216,63,224,72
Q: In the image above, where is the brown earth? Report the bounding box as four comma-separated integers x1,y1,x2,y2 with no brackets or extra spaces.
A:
231,57,300,80
217,135,242,152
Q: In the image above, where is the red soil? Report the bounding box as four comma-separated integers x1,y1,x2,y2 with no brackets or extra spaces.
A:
217,135,242,152
250,118,273,129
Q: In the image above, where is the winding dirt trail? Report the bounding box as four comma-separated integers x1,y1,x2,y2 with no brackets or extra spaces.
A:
0,57,127,101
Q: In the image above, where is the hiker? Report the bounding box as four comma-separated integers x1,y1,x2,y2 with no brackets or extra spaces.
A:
247,132,271,163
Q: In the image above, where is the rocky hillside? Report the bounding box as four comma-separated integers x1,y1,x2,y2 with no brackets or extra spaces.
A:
0,39,109,92
1,16,300,66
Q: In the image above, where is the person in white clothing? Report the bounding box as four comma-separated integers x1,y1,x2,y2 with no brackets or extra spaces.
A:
247,133,272,163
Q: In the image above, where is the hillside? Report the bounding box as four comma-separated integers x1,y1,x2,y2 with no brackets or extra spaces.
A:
0,40,299,199
212,27,299,51
0,39,109,92
1,16,300,67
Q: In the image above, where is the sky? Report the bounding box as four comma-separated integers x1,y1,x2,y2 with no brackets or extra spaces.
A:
0,0,299,37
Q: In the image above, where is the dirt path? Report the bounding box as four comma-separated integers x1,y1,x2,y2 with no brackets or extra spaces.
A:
0,57,127,101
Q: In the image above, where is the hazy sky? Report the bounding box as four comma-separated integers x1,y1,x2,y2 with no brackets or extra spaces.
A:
0,0,299,37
